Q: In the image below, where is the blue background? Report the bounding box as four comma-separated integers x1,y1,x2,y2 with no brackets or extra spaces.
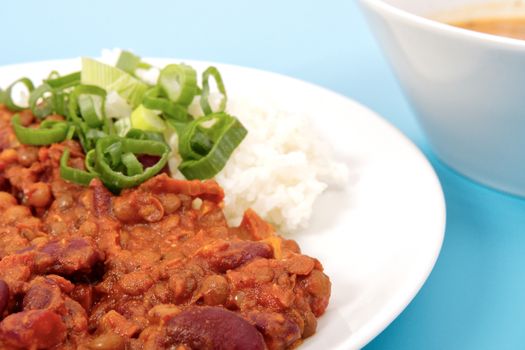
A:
3,0,525,349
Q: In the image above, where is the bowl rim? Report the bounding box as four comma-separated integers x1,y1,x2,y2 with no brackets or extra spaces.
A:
358,0,525,50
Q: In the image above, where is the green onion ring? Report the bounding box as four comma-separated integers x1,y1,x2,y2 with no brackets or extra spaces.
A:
5,78,34,112
45,71,81,90
158,64,197,106
11,114,69,146
125,128,165,143
68,85,107,127
60,148,96,186
177,113,247,179
143,87,191,123
94,136,169,189
29,83,55,119
201,66,227,115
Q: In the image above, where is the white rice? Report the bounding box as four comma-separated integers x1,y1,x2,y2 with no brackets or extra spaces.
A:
171,96,348,234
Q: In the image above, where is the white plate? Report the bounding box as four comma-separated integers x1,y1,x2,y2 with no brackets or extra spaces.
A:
0,59,446,350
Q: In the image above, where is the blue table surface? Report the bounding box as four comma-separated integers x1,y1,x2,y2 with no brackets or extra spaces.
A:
3,0,525,349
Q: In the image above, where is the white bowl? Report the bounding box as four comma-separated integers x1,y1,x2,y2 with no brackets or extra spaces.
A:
359,0,525,196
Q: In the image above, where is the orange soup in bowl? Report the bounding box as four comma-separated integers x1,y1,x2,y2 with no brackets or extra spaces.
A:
450,17,525,40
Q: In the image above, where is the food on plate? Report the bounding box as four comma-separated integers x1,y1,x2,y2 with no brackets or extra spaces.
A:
0,53,333,349
450,16,525,40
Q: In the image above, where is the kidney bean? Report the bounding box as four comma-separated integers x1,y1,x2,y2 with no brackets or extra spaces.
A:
23,278,64,311
0,310,66,349
137,154,161,168
36,237,103,275
197,240,273,273
164,306,265,350
60,237,103,272
0,280,8,318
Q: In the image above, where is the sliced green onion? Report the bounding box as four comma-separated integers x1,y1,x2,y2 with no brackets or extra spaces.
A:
52,91,68,117
68,85,107,128
130,104,166,132
158,64,197,106
201,66,227,115
94,136,169,189
29,73,79,120
29,83,54,119
12,114,69,146
85,149,97,174
5,78,34,111
125,128,165,143
60,148,96,185
103,111,115,136
116,50,152,76
85,128,107,143
78,94,104,128
121,152,143,176
143,87,191,122
177,113,247,179
114,118,131,137
74,123,92,152
66,125,76,140
116,51,141,75
45,71,81,90
81,57,148,107
104,141,123,168
190,129,213,156
67,83,106,153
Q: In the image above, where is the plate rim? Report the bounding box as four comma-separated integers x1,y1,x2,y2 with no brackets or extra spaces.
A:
0,57,446,349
